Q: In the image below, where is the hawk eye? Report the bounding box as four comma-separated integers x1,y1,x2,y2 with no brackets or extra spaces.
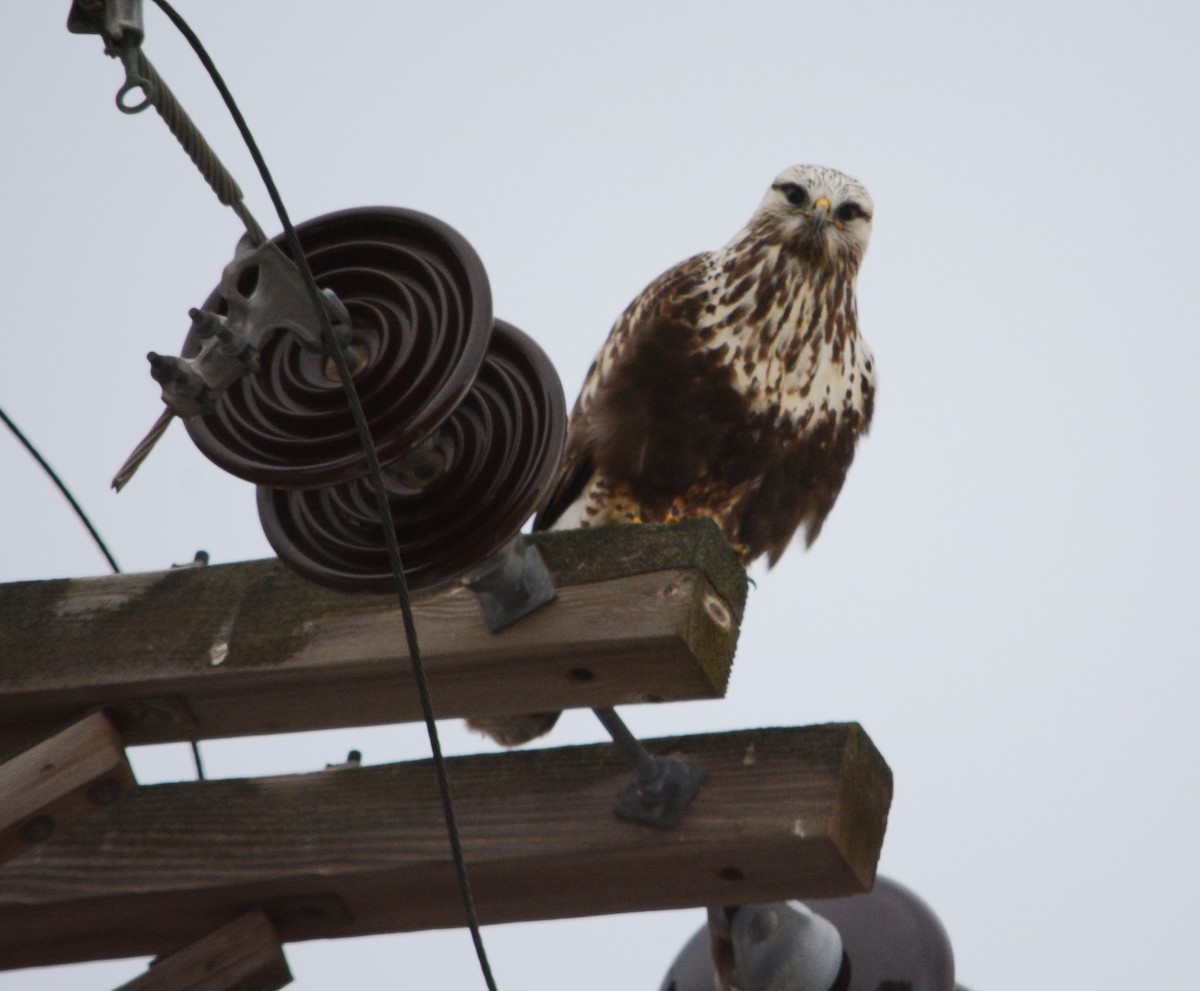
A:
776,182,809,208
834,201,868,223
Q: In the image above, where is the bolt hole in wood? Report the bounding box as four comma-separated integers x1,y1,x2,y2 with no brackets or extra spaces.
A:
20,815,54,844
568,667,596,683
87,778,121,806
718,866,744,882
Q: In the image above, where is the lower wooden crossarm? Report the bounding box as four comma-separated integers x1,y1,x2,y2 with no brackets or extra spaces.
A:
0,723,890,971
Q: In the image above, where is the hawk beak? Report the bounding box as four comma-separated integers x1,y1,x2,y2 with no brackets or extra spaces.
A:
811,197,831,225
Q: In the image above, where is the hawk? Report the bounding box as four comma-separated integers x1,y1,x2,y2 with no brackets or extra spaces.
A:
469,164,876,746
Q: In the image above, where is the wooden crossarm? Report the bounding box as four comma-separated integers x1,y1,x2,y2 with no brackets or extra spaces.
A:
0,521,747,755
0,723,891,971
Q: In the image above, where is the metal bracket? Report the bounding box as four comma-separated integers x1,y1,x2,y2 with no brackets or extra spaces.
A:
592,706,706,829
148,236,355,419
66,0,153,112
67,0,142,39
461,535,557,632
104,696,197,739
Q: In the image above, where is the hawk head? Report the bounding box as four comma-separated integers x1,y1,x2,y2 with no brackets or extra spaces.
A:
754,163,874,263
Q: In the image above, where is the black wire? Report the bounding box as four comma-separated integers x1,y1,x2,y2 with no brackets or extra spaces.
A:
0,404,209,781
142,4,499,987
0,404,121,574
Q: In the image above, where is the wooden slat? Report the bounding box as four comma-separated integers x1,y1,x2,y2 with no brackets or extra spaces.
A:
0,711,136,865
0,724,891,970
114,909,291,991
0,521,747,755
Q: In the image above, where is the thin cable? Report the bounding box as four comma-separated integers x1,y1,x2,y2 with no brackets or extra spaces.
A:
142,4,499,986
189,740,206,778
0,404,121,574
0,400,208,782
0,404,206,780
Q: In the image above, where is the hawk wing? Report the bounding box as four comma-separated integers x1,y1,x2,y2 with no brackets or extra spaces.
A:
532,409,595,532
533,252,713,532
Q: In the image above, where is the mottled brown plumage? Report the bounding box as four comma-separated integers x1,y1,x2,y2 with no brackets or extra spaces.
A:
468,164,876,747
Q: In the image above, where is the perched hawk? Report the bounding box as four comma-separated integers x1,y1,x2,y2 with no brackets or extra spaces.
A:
469,164,876,746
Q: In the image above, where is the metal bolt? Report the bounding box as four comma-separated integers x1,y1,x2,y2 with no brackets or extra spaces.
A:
322,341,369,382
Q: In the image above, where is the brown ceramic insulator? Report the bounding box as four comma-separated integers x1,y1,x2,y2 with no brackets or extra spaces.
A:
805,876,957,991
256,320,567,593
182,207,493,487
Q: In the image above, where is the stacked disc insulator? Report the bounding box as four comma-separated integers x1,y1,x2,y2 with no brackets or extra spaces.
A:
182,207,566,592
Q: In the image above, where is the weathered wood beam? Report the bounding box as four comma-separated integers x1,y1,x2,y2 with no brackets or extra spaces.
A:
0,724,891,971
0,521,747,755
0,712,136,865
113,909,292,991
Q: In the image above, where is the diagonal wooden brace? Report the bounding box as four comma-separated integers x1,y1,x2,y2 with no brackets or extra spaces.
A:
0,710,136,865
113,908,292,991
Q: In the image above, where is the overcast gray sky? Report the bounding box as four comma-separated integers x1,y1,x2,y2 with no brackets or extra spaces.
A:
3,1,1199,988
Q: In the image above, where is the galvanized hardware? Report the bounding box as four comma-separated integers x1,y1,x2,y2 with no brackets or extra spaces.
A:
114,33,153,113
462,536,557,632
715,903,844,991
146,235,353,420
388,433,452,492
324,749,362,771
660,878,960,991
210,234,353,356
71,0,266,242
147,352,207,418
592,706,706,829
66,0,153,111
67,0,144,45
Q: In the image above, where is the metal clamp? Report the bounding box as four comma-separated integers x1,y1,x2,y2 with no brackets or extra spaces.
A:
66,0,153,111
592,706,706,829
461,535,557,632
148,236,355,419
